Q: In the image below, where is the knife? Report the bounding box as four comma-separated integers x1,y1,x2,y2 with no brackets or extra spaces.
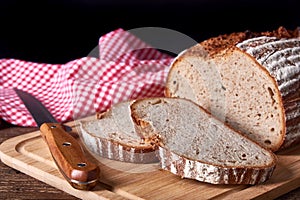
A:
14,88,100,190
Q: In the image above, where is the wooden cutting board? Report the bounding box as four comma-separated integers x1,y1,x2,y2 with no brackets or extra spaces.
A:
1,119,300,200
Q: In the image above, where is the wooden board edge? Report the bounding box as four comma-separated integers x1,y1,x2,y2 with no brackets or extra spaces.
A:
0,131,130,200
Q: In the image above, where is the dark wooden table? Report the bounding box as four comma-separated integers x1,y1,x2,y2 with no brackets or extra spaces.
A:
0,119,299,200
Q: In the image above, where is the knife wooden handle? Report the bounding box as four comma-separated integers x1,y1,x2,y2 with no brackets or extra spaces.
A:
40,123,100,190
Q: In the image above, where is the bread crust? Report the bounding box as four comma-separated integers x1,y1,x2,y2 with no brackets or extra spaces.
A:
158,146,276,185
80,121,159,163
198,26,300,57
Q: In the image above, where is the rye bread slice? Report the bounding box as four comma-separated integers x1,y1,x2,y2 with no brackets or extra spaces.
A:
79,100,158,164
165,26,300,152
130,97,277,185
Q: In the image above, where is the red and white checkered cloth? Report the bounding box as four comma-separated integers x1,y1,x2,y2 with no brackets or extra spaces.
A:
0,28,174,127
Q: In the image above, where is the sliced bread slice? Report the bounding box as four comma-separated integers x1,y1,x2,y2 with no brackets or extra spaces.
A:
165,26,300,152
79,100,158,163
130,97,277,185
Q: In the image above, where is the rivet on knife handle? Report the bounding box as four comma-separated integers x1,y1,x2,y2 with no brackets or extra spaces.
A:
40,123,100,190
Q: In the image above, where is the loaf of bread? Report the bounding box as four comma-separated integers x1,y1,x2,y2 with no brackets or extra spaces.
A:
79,100,158,164
165,26,300,152
131,97,276,184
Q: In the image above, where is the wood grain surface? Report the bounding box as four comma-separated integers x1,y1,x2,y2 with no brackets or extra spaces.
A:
0,119,79,200
1,118,300,200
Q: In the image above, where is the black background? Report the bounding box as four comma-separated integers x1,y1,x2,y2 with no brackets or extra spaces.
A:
0,0,299,64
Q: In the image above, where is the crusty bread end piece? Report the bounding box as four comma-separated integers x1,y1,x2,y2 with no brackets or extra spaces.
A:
165,26,300,152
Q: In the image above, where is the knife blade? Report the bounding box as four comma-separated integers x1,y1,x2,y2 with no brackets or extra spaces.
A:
14,88,100,190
